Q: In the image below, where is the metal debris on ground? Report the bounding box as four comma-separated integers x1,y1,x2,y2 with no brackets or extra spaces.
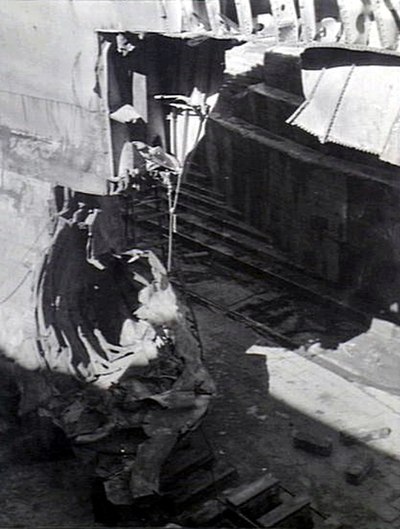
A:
25,198,215,507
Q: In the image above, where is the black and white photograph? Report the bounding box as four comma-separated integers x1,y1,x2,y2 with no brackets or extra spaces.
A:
0,1,399,528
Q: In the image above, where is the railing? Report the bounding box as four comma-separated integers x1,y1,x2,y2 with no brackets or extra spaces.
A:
177,0,400,50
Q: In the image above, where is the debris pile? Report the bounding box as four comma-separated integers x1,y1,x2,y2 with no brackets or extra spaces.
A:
27,197,215,504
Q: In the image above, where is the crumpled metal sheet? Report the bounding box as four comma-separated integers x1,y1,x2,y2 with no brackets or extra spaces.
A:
30,198,215,503
288,45,400,167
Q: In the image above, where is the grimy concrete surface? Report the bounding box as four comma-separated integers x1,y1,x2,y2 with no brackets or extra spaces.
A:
197,310,400,529
180,260,400,529
0,258,399,528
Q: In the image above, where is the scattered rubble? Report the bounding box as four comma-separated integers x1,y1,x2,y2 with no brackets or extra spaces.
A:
257,493,313,528
344,452,374,485
27,199,216,507
292,429,333,457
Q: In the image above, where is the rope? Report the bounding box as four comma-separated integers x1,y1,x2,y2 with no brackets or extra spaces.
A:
0,217,55,305
167,175,176,273
0,269,32,305
172,247,205,361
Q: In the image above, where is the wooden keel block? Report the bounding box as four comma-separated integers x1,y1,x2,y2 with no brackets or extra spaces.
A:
224,474,281,518
344,453,374,485
257,495,313,528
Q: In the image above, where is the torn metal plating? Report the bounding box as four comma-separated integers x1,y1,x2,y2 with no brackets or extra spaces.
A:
32,197,215,503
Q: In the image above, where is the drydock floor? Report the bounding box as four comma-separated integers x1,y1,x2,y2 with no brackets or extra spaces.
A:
0,252,400,528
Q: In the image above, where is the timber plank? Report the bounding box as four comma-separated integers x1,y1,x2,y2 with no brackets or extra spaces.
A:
224,474,281,518
257,495,313,528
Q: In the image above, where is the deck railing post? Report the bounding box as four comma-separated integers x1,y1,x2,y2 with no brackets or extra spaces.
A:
299,0,316,43
205,0,222,33
270,0,299,44
234,0,253,36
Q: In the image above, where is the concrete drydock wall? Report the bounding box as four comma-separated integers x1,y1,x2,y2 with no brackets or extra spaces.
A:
194,42,400,309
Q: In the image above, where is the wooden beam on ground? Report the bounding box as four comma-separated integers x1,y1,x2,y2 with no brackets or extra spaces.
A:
257,495,312,528
224,474,281,519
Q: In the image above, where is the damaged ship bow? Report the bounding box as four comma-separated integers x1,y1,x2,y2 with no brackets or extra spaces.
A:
31,193,215,506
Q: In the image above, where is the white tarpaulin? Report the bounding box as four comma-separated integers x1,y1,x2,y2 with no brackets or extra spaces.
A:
288,45,400,167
